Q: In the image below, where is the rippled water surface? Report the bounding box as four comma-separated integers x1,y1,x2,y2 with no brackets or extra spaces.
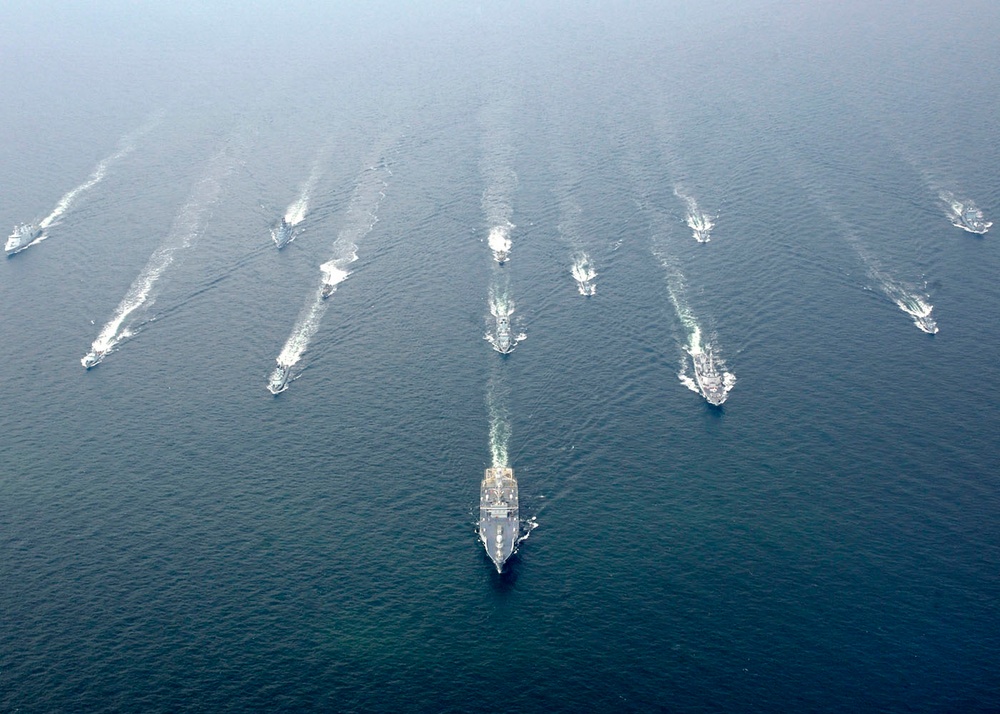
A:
2,1,999,711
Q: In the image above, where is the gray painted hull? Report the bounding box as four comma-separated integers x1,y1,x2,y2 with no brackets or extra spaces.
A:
479,467,518,572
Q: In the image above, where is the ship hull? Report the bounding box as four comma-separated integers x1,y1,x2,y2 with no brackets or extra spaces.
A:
267,365,291,394
479,467,519,572
692,351,727,406
6,224,43,256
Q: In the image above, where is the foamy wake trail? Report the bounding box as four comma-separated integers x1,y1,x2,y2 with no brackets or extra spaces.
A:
480,105,517,262
813,193,940,334
674,186,714,243
269,153,392,384
276,298,327,368
39,119,158,232
485,285,526,352
487,223,513,262
843,227,939,334
284,157,325,226
655,248,737,396
82,138,236,367
868,263,939,334
489,287,512,319
487,363,511,468
320,259,352,294
570,252,597,296
938,190,992,234
657,251,701,353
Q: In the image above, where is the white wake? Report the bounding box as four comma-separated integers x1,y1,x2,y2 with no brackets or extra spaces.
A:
674,186,715,243
27,118,159,255
480,102,517,263
487,223,513,263
487,362,511,468
284,155,325,227
268,153,392,388
939,190,991,234
570,252,597,296
485,286,526,353
82,135,238,368
655,249,736,400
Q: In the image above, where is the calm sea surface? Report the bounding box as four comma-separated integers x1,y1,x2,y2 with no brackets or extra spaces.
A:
2,1,999,711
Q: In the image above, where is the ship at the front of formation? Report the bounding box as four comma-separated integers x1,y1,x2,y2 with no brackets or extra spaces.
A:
479,467,519,572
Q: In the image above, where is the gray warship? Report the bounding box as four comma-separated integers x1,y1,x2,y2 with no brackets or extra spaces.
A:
692,349,727,406
949,198,991,234
267,363,291,394
81,347,108,370
493,314,515,354
479,467,519,572
6,223,43,256
271,218,296,249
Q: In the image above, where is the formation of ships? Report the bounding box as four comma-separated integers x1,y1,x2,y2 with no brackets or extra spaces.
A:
8,164,993,577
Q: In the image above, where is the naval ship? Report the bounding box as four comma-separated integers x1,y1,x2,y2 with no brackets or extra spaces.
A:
493,314,515,354
81,347,108,370
692,349,727,406
949,199,991,234
479,467,519,572
6,223,43,256
271,218,296,249
267,363,291,394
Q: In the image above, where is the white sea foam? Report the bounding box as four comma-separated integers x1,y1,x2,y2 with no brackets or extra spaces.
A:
480,101,517,262
82,137,236,368
320,258,354,295
654,248,736,401
939,190,991,234
268,149,392,389
851,239,939,334
487,224,513,262
886,282,939,334
284,156,325,226
570,252,597,296
484,285,526,353
674,186,715,243
487,363,511,468
803,179,941,334
39,117,159,242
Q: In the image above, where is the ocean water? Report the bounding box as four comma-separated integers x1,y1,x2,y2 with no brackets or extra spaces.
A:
2,1,999,711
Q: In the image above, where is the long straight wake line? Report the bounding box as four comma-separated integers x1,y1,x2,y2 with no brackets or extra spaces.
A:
268,148,394,392
822,199,938,334
284,152,326,226
487,361,510,468
41,115,162,231
82,133,241,368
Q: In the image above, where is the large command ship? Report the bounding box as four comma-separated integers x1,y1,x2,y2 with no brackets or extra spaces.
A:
479,467,519,572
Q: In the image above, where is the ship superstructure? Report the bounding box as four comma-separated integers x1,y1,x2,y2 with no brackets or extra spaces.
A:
6,223,43,256
267,363,291,394
692,349,727,406
494,314,515,354
948,198,991,234
479,467,519,572
81,348,108,370
272,218,296,249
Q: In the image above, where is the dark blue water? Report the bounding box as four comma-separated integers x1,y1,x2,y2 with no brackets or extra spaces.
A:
2,1,999,711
